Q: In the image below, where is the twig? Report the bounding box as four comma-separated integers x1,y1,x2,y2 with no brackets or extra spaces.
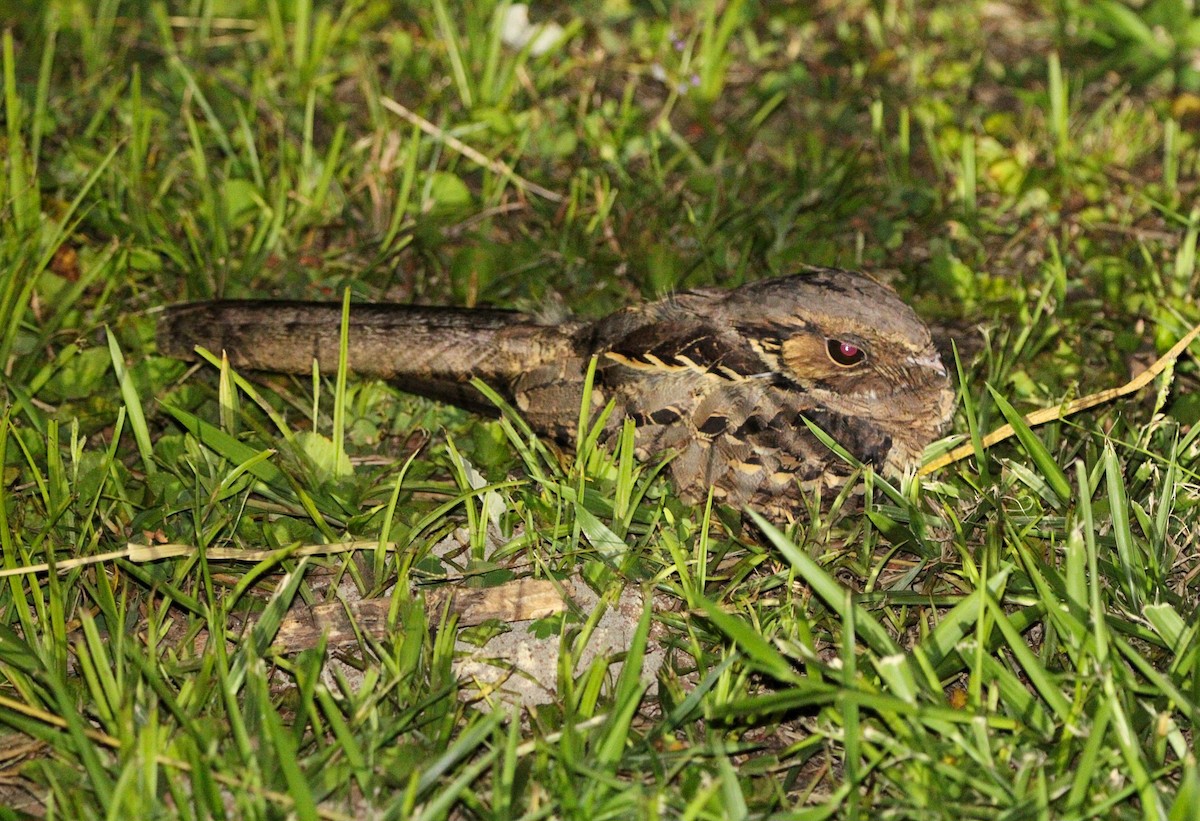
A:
380,96,564,203
0,541,393,579
920,320,1200,475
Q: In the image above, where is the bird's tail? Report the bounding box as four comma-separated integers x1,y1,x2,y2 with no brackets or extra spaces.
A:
156,300,582,410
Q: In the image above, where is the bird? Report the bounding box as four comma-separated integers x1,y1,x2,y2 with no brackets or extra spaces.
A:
157,268,954,515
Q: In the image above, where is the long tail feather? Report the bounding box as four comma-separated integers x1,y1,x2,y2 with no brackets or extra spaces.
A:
157,300,581,409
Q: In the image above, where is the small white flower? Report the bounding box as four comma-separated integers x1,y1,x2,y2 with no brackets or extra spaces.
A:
499,4,564,57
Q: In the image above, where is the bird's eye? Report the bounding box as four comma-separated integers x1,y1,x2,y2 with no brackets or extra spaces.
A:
826,338,866,367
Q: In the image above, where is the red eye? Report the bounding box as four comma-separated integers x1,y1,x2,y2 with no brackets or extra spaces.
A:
827,338,866,367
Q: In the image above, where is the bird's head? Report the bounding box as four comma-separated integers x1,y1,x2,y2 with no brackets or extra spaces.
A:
733,268,955,474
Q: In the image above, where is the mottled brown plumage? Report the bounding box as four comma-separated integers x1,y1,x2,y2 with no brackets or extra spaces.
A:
158,268,954,514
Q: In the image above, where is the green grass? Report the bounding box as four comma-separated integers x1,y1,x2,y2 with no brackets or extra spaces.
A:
2,0,1200,817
